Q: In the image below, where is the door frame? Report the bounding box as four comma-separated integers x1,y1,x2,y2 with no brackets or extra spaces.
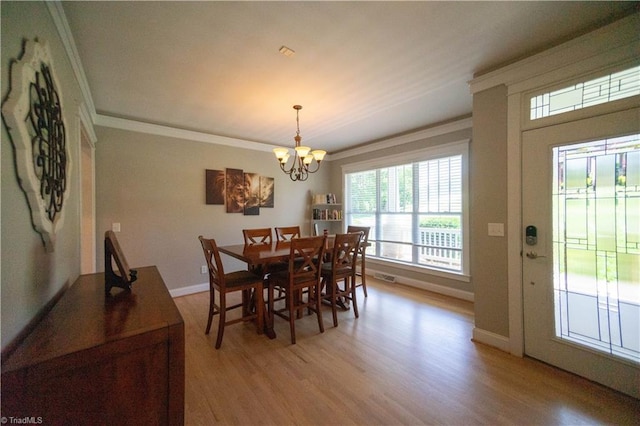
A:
78,105,97,274
508,90,639,355
497,16,640,357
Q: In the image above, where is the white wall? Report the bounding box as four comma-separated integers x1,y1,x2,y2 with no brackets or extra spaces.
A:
94,125,330,291
1,2,85,349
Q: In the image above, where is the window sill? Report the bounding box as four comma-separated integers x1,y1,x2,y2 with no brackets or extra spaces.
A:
366,257,471,283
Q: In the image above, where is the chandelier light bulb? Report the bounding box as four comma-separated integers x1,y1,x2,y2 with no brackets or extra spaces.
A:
295,146,311,157
311,150,326,162
273,147,289,159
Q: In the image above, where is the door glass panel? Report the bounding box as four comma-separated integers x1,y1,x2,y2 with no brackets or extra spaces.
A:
529,65,640,120
553,134,640,363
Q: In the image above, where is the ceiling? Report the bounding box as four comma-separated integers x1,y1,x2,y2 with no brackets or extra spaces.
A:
61,1,637,154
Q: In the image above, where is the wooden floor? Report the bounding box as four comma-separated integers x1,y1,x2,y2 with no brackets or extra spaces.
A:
174,277,640,425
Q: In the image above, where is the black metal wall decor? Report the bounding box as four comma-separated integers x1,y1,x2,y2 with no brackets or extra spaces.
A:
29,62,67,223
2,39,69,252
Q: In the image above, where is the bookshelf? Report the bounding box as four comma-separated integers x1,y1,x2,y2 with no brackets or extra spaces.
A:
311,193,342,235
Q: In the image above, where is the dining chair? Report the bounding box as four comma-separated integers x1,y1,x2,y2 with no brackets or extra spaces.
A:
347,225,371,297
243,228,272,245
242,227,276,280
321,232,363,327
242,228,291,314
198,236,264,349
275,226,301,242
268,235,326,344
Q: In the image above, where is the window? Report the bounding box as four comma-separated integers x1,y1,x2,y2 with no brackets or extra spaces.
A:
530,65,640,120
344,141,469,278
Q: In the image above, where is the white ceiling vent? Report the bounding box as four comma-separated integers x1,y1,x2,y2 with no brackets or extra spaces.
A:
278,45,295,57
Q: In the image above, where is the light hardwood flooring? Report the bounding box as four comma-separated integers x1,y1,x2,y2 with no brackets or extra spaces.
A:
174,277,640,425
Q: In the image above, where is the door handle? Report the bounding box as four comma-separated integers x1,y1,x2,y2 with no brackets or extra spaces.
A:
525,251,546,259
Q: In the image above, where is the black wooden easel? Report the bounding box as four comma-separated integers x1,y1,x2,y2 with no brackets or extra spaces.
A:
104,230,137,294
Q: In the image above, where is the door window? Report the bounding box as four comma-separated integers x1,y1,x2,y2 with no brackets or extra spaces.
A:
552,134,639,362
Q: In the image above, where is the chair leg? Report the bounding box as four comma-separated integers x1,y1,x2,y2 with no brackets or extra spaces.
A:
330,281,339,327
287,291,296,344
205,288,215,334
360,257,368,297
295,289,303,319
255,286,264,335
314,283,325,333
215,294,226,349
242,289,252,316
351,276,359,319
268,284,275,334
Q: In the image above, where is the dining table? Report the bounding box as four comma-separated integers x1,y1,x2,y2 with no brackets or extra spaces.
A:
218,240,295,268
217,235,368,340
217,240,296,339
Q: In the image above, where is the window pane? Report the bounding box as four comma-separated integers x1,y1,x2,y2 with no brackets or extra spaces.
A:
418,214,462,271
378,241,412,263
418,156,462,213
529,65,640,120
345,145,467,274
380,165,412,212
379,213,412,242
348,170,377,213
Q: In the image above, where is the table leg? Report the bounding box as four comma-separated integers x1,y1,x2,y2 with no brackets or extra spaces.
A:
243,288,276,339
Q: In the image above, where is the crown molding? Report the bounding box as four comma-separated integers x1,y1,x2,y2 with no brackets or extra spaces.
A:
94,114,287,154
46,1,96,122
469,13,640,94
330,117,472,161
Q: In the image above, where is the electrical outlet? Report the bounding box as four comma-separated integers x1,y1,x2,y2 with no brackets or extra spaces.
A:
201,265,207,274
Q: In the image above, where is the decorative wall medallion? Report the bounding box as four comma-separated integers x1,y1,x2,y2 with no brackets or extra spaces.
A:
2,39,69,251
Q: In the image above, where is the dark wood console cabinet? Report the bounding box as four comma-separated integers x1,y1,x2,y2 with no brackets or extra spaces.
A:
1,266,184,425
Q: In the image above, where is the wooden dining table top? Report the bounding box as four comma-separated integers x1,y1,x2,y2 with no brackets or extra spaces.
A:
217,240,295,265
218,235,368,266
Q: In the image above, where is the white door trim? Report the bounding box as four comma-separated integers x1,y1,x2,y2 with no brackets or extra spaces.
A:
497,16,639,357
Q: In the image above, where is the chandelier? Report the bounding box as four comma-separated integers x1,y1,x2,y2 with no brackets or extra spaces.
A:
273,105,326,181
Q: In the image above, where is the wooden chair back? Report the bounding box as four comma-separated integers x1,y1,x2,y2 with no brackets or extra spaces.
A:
268,235,327,344
328,231,363,273
199,236,225,289
275,226,301,242
347,225,371,297
198,235,264,348
243,228,272,245
289,235,325,281
347,226,370,251
322,231,363,326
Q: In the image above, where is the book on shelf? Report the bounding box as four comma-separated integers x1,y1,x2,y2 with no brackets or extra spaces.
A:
313,193,338,204
312,208,342,220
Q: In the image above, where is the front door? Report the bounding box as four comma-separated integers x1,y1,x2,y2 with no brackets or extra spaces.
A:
522,108,639,398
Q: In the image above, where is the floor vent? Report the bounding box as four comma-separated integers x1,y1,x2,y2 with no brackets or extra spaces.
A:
374,273,396,283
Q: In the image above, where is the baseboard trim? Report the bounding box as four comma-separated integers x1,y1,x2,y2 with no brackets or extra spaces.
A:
170,269,475,303
367,266,474,302
472,327,511,353
170,283,208,298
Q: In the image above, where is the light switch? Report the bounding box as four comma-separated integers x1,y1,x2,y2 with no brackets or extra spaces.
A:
488,223,504,237
112,222,121,232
